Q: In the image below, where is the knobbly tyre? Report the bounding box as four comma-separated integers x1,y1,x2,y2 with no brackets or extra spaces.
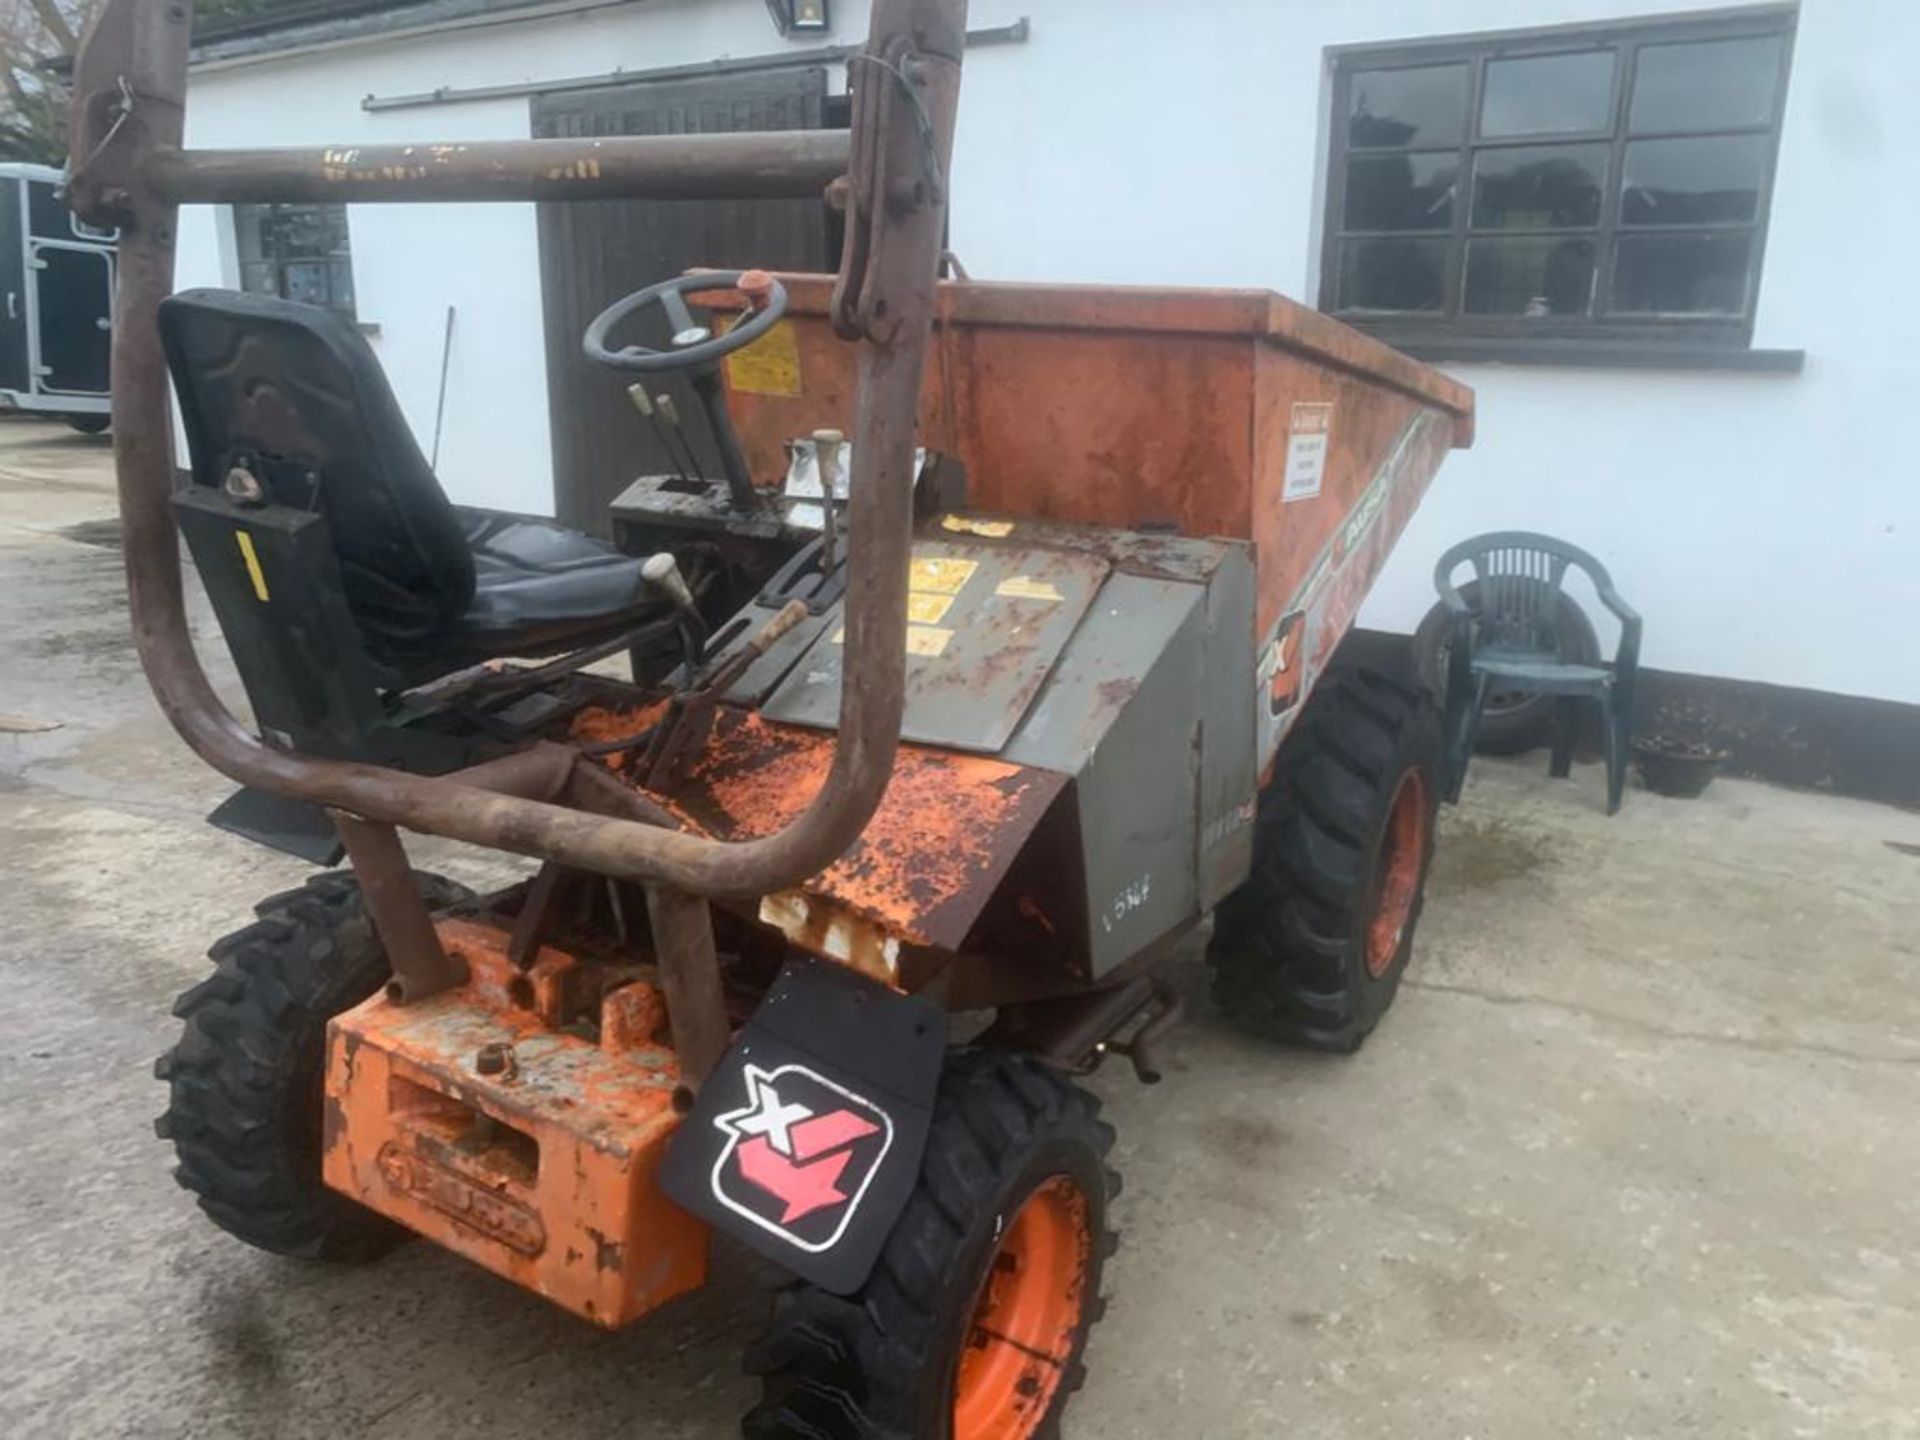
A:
72,1,1473,1435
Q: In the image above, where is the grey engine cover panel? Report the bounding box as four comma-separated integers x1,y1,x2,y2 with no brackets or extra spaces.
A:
747,517,1258,977
998,538,1257,977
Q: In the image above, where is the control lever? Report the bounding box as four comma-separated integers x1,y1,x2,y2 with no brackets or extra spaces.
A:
654,394,710,491
640,600,809,792
626,385,697,487
640,551,708,676
812,427,845,572
642,552,699,617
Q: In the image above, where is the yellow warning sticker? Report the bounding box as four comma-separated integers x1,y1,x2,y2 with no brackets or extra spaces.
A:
723,317,803,398
235,530,270,602
907,591,955,624
829,620,954,655
941,515,1015,539
906,625,953,657
908,556,979,595
994,575,1064,603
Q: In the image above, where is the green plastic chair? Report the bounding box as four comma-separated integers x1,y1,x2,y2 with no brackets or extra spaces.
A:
1436,532,1642,814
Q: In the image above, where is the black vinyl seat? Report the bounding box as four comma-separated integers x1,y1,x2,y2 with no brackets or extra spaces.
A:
160,288,661,687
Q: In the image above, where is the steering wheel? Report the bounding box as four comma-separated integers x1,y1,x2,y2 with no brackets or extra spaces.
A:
582,270,788,374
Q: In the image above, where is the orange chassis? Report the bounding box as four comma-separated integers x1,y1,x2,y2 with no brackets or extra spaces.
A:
324,917,707,1327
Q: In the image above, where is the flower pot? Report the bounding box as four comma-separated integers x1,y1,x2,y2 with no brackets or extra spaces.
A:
1632,735,1728,799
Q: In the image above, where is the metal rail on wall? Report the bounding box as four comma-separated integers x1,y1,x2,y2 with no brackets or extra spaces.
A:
359,17,1029,114
65,0,969,1049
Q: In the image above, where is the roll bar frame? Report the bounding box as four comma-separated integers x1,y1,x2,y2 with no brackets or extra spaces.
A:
67,0,968,908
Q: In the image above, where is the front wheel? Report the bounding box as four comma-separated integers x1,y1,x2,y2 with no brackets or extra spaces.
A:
743,1051,1118,1440
154,871,473,1260
1209,667,1442,1051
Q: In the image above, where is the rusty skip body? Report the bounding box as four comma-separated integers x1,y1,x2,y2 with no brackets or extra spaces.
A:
70,0,969,901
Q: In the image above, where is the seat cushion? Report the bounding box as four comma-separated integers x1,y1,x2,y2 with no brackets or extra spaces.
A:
160,290,477,648
1472,653,1613,694
450,508,663,657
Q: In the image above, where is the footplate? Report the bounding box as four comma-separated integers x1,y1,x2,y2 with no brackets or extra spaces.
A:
321,919,709,1328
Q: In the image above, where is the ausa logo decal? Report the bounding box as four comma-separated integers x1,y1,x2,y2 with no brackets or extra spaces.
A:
709,1062,895,1253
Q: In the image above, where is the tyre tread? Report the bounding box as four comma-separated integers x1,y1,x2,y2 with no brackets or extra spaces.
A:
1209,665,1440,1050
155,870,472,1262
742,1051,1116,1440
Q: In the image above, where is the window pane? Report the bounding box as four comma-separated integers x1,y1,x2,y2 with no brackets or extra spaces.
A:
1471,143,1606,230
1349,64,1468,148
1630,35,1785,133
234,202,355,314
274,205,349,261
1611,231,1753,314
1465,237,1595,315
1621,134,1766,225
331,263,356,314
1337,237,1449,312
282,261,335,308
1481,50,1616,137
1345,152,1456,232
234,206,269,265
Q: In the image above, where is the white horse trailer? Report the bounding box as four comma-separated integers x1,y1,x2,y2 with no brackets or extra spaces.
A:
0,163,115,432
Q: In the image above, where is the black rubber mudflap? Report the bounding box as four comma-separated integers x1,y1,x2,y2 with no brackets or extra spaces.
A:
662,957,948,1294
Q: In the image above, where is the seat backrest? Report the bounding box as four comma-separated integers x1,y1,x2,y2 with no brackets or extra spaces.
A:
1433,530,1616,654
160,289,475,651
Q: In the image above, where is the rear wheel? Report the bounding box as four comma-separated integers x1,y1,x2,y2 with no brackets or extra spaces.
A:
66,414,110,436
154,870,472,1260
1209,667,1441,1051
743,1051,1118,1440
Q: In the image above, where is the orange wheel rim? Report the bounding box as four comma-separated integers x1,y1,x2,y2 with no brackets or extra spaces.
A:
951,1175,1092,1440
1365,768,1431,979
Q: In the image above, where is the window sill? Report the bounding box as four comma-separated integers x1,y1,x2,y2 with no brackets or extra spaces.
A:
1367,335,1805,374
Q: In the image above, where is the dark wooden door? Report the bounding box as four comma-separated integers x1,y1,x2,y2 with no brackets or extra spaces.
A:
534,69,834,535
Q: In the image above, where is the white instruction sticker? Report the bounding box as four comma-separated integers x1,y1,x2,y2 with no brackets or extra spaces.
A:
1283,402,1333,503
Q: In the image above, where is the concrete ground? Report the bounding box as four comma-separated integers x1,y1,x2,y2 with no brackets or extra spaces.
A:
1,415,1916,1440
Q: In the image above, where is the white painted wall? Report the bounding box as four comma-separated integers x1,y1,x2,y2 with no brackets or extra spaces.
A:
176,0,1920,703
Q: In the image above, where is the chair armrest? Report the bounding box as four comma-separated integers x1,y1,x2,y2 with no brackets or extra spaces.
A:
1601,588,1642,694
1437,580,1474,619
1431,569,1479,698
1592,581,1640,631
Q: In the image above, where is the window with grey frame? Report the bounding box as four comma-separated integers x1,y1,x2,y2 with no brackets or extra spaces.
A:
235,202,356,317
1321,10,1795,358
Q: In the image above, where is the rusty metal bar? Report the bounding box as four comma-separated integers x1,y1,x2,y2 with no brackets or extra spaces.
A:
644,886,729,1094
507,862,579,970
331,812,468,1002
448,741,681,829
145,132,851,206
71,0,966,901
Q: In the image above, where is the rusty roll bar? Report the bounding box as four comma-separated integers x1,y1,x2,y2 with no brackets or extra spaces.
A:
70,0,969,900
145,132,852,205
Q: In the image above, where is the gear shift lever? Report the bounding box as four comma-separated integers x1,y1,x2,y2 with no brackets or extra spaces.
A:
812,428,845,571
641,551,707,673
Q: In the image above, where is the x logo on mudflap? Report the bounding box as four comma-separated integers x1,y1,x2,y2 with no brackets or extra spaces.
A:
710,1062,895,1253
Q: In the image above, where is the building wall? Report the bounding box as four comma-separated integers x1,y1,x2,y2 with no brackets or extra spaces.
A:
176,0,1920,703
